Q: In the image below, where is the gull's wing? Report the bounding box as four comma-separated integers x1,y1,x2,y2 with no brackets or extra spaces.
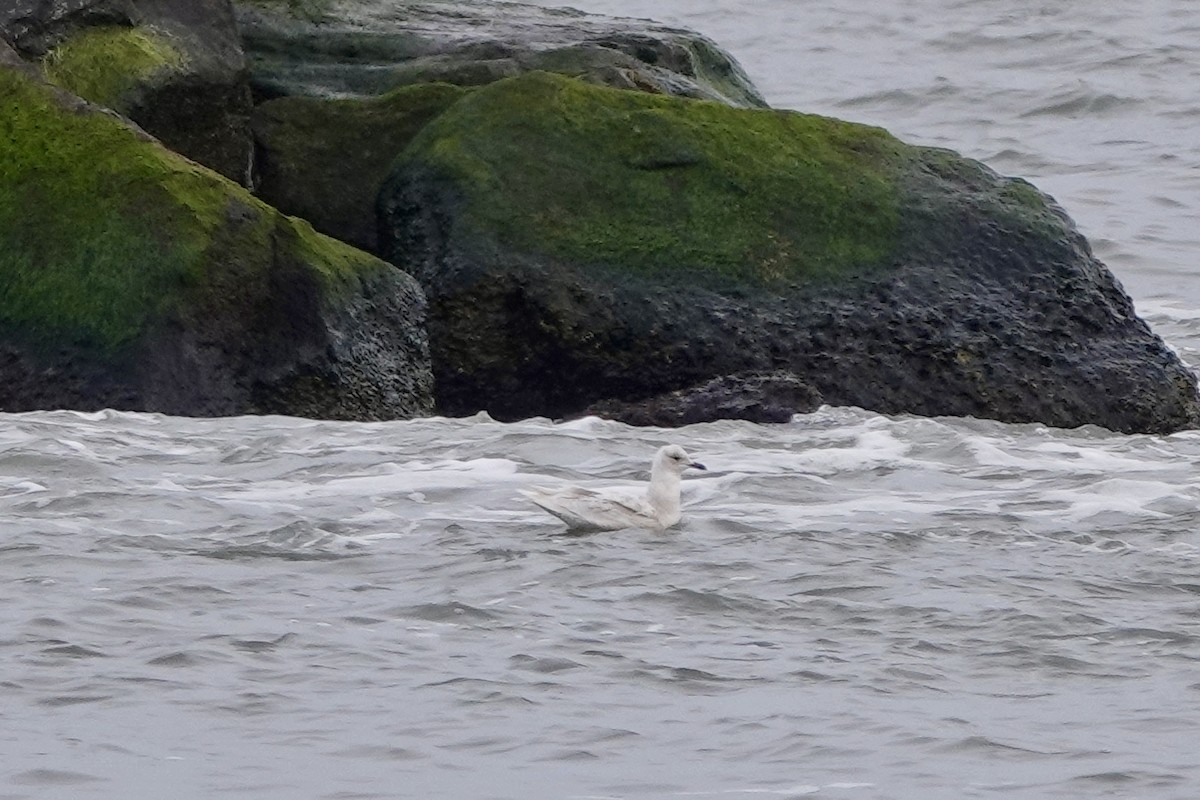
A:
520,485,654,531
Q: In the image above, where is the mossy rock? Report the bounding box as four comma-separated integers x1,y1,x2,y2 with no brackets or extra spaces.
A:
0,53,432,419
252,82,468,252
4,0,254,183
390,71,901,287
379,72,1200,433
42,25,186,109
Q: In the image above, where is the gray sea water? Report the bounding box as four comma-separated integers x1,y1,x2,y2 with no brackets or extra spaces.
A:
5,2,1200,799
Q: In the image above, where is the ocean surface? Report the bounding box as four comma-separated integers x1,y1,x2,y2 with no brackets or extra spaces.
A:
5,3,1200,799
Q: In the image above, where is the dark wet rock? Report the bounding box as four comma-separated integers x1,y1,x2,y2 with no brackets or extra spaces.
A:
251,82,468,253
1,0,253,183
583,372,823,427
379,71,1200,434
0,49,432,419
234,0,766,107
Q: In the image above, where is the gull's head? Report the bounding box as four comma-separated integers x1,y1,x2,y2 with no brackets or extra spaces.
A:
656,444,707,474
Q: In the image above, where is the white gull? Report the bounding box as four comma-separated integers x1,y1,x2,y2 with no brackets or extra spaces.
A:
520,444,707,531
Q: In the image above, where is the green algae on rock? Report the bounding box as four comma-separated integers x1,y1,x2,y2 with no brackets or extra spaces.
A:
42,25,186,109
253,82,468,252
3,0,254,183
0,56,432,419
380,71,1200,433
2,65,223,351
393,71,901,287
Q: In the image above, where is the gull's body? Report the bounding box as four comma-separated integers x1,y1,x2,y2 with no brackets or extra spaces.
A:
521,445,706,531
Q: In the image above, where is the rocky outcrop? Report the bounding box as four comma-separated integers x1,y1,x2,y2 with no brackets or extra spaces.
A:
379,71,1200,434
584,373,823,427
1,0,253,183
3,1,1196,432
240,0,766,251
0,46,432,419
234,0,765,107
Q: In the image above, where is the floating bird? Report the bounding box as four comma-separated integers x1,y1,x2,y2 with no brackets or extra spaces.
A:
521,444,707,531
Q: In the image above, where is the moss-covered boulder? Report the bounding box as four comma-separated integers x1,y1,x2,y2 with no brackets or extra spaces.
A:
234,0,765,108
378,71,1200,434
0,47,432,419
1,0,253,183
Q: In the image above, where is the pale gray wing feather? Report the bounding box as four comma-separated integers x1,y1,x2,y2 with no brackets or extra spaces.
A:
520,485,654,531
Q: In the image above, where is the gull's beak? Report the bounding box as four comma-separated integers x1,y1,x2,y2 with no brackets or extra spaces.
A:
689,461,707,471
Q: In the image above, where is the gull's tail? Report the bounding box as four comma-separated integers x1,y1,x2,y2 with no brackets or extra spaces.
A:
519,487,605,531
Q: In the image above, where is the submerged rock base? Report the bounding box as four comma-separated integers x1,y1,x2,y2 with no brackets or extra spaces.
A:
584,373,823,427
